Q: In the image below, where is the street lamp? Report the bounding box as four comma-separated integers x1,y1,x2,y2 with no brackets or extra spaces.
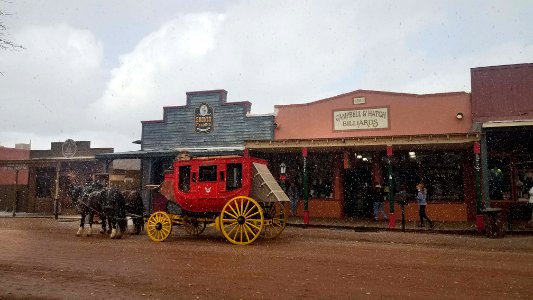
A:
280,162,287,191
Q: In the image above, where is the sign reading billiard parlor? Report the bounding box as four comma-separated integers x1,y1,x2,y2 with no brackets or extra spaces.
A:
333,107,389,131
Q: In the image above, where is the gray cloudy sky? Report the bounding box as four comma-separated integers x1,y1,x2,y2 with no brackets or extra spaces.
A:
1,0,532,152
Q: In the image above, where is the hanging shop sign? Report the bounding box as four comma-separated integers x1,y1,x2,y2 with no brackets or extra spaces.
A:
333,107,389,131
62,139,77,158
195,103,214,133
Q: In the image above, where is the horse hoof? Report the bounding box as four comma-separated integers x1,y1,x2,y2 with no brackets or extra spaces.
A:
99,229,105,234
76,227,83,237
110,229,117,239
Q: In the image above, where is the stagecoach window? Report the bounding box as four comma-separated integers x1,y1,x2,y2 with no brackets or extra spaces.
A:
36,167,54,198
226,163,242,190
178,166,191,192
199,165,217,182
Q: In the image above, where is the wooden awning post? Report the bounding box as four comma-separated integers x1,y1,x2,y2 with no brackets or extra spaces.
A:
54,162,60,219
12,169,19,217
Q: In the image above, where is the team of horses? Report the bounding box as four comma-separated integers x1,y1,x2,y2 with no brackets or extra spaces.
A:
70,183,145,239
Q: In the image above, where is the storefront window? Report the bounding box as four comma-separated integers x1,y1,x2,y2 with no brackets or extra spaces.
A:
488,156,511,200
515,160,533,200
36,167,54,198
394,151,465,201
308,154,333,199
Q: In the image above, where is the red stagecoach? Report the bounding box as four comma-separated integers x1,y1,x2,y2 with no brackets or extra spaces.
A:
146,153,289,245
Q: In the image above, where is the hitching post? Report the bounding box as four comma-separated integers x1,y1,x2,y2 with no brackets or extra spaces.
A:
386,145,395,229
302,147,309,225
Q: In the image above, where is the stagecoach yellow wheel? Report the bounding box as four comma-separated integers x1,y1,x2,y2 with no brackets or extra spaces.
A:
260,202,287,239
220,196,264,245
146,211,172,242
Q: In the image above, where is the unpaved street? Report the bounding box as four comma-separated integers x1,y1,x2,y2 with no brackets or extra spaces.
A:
1,218,532,299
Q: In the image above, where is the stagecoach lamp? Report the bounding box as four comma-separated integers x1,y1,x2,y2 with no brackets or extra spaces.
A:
280,162,287,175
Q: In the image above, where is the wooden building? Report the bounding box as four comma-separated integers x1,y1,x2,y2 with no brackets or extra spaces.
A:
0,141,113,214
96,90,276,211
0,146,30,213
247,90,479,222
471,63,533,224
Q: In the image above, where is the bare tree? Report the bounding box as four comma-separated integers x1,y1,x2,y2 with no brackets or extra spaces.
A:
0,8,23,51
1,5,23,76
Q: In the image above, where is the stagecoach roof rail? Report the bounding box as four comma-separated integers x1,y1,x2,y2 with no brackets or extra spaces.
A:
183,154,243,161
145,184,160,190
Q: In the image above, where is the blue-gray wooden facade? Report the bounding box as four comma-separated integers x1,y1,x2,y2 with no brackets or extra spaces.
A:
141,90,275,151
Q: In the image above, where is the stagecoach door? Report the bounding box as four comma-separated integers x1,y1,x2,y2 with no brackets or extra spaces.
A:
194,164,219,199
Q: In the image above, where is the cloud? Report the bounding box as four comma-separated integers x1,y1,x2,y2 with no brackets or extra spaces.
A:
0,23,106,148
2,1,532,152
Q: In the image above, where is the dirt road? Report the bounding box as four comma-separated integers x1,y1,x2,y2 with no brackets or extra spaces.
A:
0,218,532,299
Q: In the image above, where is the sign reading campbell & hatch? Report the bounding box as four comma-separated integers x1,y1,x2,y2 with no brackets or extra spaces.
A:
333,107,389,131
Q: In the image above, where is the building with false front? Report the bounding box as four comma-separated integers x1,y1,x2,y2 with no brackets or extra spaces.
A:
247,90,479,222
0,141,113,215
96,90,276,211
0,145,30,213
471,63,533,226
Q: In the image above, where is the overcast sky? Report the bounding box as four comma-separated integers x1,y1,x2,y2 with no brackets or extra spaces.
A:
1,0,532,152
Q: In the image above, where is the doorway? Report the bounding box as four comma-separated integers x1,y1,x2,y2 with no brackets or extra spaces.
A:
343,168,372,218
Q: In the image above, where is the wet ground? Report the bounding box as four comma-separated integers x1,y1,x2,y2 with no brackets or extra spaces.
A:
1,218,532,299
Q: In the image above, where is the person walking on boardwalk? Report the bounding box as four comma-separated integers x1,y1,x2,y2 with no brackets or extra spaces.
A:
372,183,387,221
416,183,434,228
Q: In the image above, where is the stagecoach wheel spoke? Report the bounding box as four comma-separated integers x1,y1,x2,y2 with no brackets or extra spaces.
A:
260,202,287,239
146,211,172,242
223,210,239,220
220,196,264,245
183,219,206,236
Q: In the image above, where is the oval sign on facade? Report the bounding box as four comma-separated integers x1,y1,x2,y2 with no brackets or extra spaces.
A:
62,139,77,158
195,103,213,133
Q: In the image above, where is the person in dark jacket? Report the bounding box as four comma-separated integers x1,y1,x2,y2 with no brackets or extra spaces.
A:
372,183,387,221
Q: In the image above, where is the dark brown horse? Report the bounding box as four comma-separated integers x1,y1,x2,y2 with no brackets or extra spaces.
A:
70,184,108,236
121,190,145,235
70,184,128,239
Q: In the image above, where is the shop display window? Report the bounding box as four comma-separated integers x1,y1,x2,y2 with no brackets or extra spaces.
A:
394,151,465,202
512,159,533,201
307,154,333,199
487,156,511,200
36,167,54,198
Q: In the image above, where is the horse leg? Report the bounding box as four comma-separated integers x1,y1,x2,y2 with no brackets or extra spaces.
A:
133,217,142,235
76,213,85,237
106,217,112,234
86,213,94,236
116,218,127,239
100,215,107,234
110,217,117,239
